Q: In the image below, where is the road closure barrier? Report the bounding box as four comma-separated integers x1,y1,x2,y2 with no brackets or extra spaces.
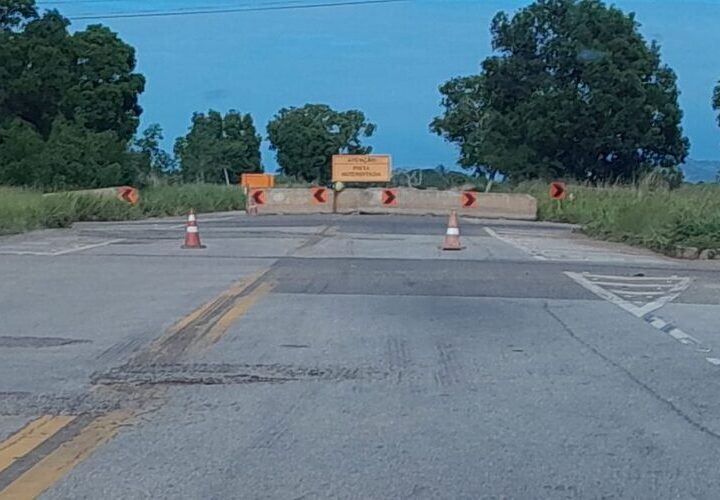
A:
248,188,333,215
44,186,140,205
247,188,536,220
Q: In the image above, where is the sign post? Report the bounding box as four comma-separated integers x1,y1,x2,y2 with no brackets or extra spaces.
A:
332,155,392,214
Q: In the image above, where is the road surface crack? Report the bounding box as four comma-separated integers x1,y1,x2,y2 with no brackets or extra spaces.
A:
543,302,720,442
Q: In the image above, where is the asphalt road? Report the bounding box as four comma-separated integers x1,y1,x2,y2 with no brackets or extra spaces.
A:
0,213,719,499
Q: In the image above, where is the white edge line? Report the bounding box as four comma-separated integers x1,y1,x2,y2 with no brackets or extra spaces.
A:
484,227,547,261
51,239,125,256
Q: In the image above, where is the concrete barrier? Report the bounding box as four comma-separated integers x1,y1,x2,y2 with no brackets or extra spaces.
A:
249,187,537,220
336,188,537,220
44,186,139,205
248,187,333,214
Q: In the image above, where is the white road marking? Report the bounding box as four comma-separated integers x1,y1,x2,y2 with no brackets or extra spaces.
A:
650,318,668,329
609,290,667,297
588,281,679,289
484,227,547,260
585,273,681,282
565,272,690,318
50,239,125,255
565,271,716,364
484,228,667,263
0,239,124,256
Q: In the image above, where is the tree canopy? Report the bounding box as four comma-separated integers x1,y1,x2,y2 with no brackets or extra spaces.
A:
174,110,262,184
0,0,145,189
267,104,376,184
714,80,720,182
432,0,689,184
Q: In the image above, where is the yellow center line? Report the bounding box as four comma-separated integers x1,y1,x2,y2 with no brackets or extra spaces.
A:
0,416,76,474
0,269,276,498
0,411,133,500
149,269,269,348
196,280,276,352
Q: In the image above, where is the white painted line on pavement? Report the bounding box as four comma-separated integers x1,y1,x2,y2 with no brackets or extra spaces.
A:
610,290,667,297
586,273,682,282
588,281,677,289
484,227,547,260
52,239,125,256
565,271,716,364
565,272,643,316
565,272,690,318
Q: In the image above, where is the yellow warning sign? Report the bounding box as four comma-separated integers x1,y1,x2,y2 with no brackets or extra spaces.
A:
332,155,392,183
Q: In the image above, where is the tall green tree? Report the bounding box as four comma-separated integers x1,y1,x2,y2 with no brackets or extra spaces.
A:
267,104,376,184
0,0,36,31
129,123,175,184
174,110,261,183
432,0,689,184
0,0,145,189
714,81,720,182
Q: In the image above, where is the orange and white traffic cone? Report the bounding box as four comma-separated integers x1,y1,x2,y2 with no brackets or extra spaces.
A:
441,210,464,251
181,209,206,249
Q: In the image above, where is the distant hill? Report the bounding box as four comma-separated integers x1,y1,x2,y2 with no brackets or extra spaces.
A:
682,159,720,183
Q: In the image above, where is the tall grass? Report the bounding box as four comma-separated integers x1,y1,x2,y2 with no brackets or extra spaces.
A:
141,184,247,217
517,182,720,251
0,184,246,235
0,187,49,234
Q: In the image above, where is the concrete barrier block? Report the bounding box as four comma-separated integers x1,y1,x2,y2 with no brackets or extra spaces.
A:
251,188,333,214
336,188,536,220
252,187,537,220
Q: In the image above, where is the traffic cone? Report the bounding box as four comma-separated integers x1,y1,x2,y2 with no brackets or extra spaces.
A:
181,209,206,249
441,210,464,251
246,190,258,216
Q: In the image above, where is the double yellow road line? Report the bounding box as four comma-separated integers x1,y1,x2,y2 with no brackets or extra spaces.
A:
0,412,132,499
0,269,274,498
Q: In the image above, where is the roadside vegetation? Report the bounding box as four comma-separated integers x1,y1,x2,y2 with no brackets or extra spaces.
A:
516,182,720,253
0,185,246,235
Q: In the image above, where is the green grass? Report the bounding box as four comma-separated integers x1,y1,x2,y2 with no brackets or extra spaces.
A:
516,182,720,251
140,184,247,217
0,184,246,235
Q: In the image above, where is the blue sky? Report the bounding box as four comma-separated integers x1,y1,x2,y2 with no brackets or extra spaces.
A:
39,0,720,170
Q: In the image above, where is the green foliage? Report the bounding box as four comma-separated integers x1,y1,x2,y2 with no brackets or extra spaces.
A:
0,118,136,189
517,182,720,250
175,110,261,184
391,166,486,190
0,184,247,234
130,123,176,185
432,0,689,184
267,104,376,185
714,80,720,182
0,0,145,189
0,0,37,30
140,184,246,217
